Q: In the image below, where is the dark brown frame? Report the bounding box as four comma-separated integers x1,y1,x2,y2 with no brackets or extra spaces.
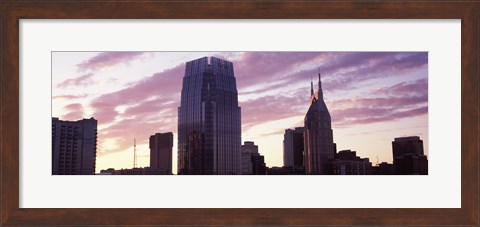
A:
1,1,479,226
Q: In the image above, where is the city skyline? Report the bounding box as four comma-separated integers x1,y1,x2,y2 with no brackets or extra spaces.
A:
52,52,428,174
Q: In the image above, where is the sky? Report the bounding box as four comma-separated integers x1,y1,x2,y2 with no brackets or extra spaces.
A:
52,52,428,174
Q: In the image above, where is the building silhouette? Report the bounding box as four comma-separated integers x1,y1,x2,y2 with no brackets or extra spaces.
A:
178,57,242,175
333,150,372,175
392,136,428,175
283,127,304,172
149,132,174,174
303,73,335,174
98,167,167,175
372,162,395,175
52,117,97,175
241,141,266,175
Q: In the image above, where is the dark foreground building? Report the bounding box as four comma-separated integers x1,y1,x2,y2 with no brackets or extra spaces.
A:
241,141,266,175
178,57,242,175
98,167,167,175
149,132,174,174
283,127,304,170
372,162,395,175
52,117,97,175
392,136,428,175
333,150,372,175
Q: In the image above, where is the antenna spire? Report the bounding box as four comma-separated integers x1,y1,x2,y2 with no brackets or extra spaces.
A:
318,69,323,100
133,138,137,169
310,74,314,97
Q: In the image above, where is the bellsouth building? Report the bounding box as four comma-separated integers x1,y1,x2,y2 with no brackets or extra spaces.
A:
177,57,242,175
304,73,335,174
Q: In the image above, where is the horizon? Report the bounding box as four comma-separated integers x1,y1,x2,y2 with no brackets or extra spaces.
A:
52,51,428,174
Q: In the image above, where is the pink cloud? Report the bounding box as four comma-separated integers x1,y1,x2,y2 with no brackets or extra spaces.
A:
77,52,147,72
240,90,309,130
331,106,427,126
372,78,427,97
232,52,427,96
90,64,184,125
57,73,94,88
123,97,176,117
329,92,427,127
52,94,88,100
86,65,183,155
61,103,85,121
231,52,328,89
240,76,428,130
97,111,177,155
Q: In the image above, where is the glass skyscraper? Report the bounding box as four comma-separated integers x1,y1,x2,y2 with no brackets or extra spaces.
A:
178,57,241,175
304,73,335,174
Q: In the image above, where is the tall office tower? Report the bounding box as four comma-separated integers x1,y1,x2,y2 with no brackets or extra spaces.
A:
241,141,266,175
392,136,424,157
178,57,242,175
303,72,335,174
283,127,304,169
52,117,97,175
149,132,174,174
392,136,428,175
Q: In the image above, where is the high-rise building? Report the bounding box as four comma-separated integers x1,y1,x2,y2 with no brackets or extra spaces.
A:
283,127,304,170
303,72,335,174
52,117,97,175
241,141,266,175
178,57,242,175
392,136,428,175
149,132,174,174
333,150,372,175
392,136,424,157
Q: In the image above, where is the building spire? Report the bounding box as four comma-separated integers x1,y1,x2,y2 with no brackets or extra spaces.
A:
318,69,323,100
310,74,314,97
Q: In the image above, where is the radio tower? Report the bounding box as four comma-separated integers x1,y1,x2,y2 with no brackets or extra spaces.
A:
133,138,137,169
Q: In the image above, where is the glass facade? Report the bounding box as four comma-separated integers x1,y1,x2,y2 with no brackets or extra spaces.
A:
178,57,241,175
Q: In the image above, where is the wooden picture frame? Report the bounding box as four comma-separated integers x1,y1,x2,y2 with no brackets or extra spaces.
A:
1,1,478,226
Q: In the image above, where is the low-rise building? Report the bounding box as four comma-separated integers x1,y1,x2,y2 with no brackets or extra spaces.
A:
333,150,372,175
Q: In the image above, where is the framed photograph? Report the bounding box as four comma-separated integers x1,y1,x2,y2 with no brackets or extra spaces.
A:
1,1,478,226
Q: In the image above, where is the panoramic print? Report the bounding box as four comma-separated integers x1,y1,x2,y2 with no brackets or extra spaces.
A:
52,52,428,175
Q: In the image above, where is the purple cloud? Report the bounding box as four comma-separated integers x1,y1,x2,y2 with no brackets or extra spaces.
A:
90,64,183,125
52,94,88,100
57,73,94,88
61,103,84,121
77,52,147,72
232,52,427,96
372,78,427,97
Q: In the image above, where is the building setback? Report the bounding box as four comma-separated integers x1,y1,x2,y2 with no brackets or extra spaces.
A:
392,136,428,175
283,127,304,170
149,132,174,174
241,141,266,175
178,57,242,175
303,73,335,174
52,117,97,175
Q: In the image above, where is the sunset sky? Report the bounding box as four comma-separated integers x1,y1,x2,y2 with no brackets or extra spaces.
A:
52,52,428,174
